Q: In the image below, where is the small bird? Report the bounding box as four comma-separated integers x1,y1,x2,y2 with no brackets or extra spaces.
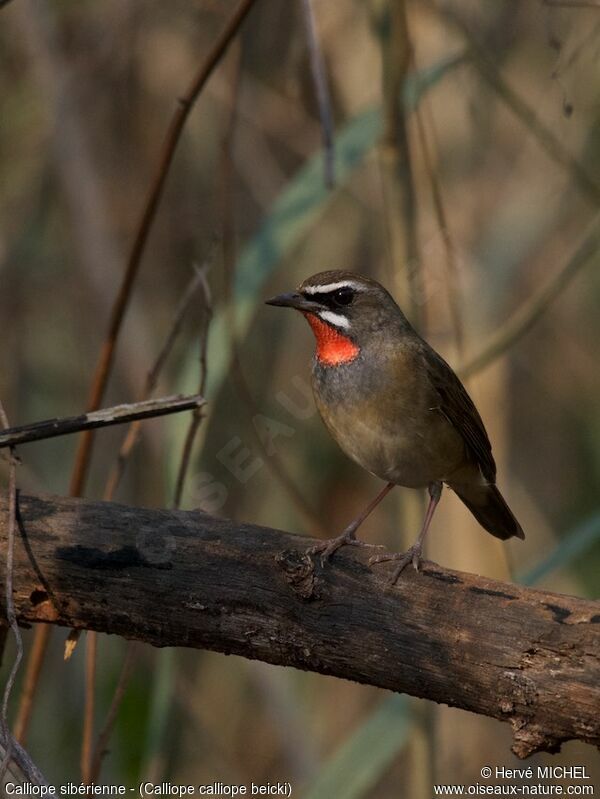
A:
266,270,524,582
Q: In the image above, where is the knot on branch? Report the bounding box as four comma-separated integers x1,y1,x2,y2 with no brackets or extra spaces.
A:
274,548,319,601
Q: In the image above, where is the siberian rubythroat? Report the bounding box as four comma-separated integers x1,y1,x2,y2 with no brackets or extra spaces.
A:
266,271,524,582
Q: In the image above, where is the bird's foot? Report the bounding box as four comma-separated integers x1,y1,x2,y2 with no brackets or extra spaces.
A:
307,528,384,568
369,544,423,585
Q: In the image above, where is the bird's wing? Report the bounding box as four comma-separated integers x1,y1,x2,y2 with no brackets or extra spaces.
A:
423,347,497,483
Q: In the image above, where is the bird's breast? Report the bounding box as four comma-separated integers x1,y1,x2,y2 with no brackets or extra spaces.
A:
312,349,465,488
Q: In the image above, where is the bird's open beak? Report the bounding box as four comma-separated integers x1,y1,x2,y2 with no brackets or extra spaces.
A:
265,292,321,312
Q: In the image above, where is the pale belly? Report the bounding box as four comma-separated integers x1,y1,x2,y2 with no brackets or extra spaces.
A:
313,365,466,489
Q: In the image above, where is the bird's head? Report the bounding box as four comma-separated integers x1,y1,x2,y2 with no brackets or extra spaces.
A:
266,270,405,366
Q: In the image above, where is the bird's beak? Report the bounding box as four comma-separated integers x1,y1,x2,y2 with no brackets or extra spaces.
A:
265,292,321,312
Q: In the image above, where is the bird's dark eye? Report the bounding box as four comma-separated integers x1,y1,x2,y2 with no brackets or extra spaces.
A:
332,287,355,306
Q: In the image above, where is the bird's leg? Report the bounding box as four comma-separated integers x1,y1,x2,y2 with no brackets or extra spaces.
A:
369,481,443,584
307,482,394,566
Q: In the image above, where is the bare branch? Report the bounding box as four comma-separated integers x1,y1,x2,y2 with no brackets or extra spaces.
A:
3,492,599,760
0,395,206,450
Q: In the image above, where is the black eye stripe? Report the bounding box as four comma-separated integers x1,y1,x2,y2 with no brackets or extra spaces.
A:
302,287,356,306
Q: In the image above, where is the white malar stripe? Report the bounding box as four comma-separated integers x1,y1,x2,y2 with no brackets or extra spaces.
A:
302,280,362,295
318,310,351,329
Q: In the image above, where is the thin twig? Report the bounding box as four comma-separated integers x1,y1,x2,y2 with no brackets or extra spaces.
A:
301,0,335,188
69,0,261,500
103,267,210,500
414,98,464,355
173,271,212,510
171,356,209,512
12,626,51,745
459,212,600,379
0,395,206,450
149,270,210,392
89,644,137,782
81,631,97,785
0,402,23,783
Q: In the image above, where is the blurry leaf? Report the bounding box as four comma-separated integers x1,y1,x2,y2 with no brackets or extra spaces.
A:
303,695,411,799
203,52,466,400
518,512,600,587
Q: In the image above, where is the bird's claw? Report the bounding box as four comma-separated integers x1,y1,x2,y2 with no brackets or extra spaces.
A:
369,545,422,585
307,531,384,567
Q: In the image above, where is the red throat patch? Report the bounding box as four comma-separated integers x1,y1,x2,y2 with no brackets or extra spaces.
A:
303,312,360,366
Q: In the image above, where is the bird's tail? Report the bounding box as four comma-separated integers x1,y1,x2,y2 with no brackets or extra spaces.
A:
449,482,525,541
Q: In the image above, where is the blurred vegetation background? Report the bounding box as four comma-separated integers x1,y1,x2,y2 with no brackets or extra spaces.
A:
0,0,599,794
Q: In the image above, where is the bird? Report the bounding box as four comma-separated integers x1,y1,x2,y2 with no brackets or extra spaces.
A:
266,270,524,582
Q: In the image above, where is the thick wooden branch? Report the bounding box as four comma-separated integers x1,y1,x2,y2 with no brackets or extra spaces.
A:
1,493,599,759
0,394,205,449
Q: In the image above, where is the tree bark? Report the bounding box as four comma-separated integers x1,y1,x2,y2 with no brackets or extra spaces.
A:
1,492,599,758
